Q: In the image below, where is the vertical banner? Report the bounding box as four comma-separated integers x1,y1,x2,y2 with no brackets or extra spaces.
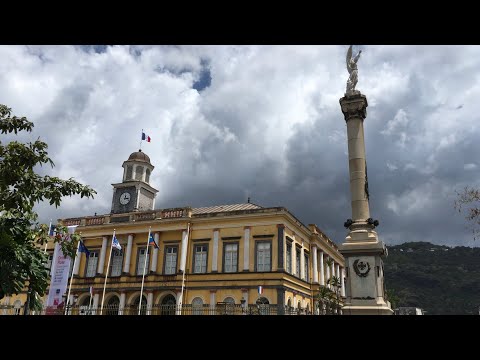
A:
46,226,77,312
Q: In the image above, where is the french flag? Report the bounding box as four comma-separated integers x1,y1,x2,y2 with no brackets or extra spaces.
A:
141,131,151,142
258,285,263,295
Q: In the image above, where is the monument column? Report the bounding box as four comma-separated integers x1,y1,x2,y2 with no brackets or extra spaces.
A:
338,46,392,315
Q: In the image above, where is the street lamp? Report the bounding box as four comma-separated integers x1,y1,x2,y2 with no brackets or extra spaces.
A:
240,297,246,315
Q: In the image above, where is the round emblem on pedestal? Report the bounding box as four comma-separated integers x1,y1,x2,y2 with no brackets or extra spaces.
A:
353,259,371,277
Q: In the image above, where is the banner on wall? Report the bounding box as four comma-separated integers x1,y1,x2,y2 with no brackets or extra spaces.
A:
46,226,77,310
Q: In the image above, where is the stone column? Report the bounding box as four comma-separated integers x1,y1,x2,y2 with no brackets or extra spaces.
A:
210,290,216,314
123,234,134,274
147,292,153,315
175,290,182,315
325,258,330,288
300,245,305,280
243,226,250,271
97,236,108,275
119,292,126,315
277,224,285,271
212,229,219,272
179,229,188,273
73,245,81,276
312,246,318,283
341,267,346,297
319,251,325,286
241,288,248,315
93,293,99,312
277,288,285,315
150,232,160,273
292,245,297,277
3,296,10,315
340,93,370,222
331,261,336,283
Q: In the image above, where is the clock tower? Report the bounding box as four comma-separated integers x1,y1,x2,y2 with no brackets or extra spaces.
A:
111,150,158,214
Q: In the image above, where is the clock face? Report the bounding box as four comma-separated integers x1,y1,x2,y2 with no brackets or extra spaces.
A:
119,192,131,205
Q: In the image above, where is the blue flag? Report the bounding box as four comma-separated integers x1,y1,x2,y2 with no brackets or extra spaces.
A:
78,241,90,258
49,224,57,236
112,235,122,251
148,234,158,249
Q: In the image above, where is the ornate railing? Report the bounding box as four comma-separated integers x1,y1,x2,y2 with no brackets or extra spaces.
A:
18,303,324,316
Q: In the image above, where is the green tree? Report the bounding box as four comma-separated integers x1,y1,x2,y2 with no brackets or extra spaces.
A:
327,275,342,314
315,285,335,315
454,186,480,240
0,104,96,312
385,287,400,309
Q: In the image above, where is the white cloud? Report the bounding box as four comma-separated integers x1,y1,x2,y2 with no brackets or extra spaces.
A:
2,45,480,247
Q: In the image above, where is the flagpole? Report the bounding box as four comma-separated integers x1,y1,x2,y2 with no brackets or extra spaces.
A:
100,229,115,315
139,129,143,150
139,226,151,315
89,287,94,315
178,222,191,315
65,237,81,315
44,219,52,253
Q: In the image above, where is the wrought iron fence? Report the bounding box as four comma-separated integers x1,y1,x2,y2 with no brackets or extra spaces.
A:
4,303,327,315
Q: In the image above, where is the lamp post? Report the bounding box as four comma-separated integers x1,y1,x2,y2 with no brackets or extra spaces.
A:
240,297,246,315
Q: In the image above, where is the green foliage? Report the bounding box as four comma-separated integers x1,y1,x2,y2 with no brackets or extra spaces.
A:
384,242,480,315
0,104,96,309
454,186,480,240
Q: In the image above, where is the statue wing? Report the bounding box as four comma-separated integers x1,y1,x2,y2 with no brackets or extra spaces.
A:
346,45,353,74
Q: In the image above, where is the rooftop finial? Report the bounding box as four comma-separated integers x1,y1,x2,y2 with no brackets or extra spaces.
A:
247,197,250,203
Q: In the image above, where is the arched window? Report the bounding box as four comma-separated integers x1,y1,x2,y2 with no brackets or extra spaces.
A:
133,295,148,315
13,300,22,315
106,296,120,316
222,297,235,315
145,168,151,183
287,298,292,315
135,166,144,181
125,165,133,180
297,301,302,315
161,294,176,315
79,296,92,315
306,304,311,315
192,297,203,315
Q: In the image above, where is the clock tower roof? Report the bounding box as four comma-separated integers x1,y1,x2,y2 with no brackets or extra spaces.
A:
128,149,151,164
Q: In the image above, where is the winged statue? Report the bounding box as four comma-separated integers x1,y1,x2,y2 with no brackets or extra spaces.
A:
346,45,362,94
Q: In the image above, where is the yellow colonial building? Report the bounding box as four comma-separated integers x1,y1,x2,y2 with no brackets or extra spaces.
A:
2,150,345,315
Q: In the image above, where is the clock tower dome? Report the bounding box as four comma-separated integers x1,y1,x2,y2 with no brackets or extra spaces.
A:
111,150,158,214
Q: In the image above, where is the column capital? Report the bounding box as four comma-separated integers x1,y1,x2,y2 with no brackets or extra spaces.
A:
213,228,220,232
241,288,248,292
339,93,368,122
209,289,217,294
128,233,135,238
276,224,285,229
243,226,251,230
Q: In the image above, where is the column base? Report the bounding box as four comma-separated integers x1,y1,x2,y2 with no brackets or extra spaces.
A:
342,304,394,315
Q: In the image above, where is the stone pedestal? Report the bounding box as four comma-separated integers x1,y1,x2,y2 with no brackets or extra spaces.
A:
339,92,393,315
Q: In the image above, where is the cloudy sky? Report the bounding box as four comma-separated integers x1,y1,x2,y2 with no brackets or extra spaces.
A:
1,45,479,248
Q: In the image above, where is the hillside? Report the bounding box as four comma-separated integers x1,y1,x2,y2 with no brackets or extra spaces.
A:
384,242,480,315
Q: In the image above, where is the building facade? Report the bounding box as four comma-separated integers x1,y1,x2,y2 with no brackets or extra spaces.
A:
2,150,345,315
